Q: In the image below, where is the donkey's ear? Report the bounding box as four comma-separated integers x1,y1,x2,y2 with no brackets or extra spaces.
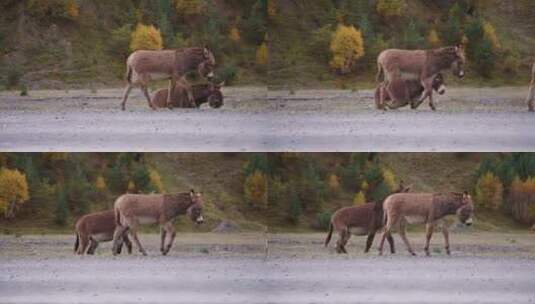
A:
403,186,411,193
190,189,195,195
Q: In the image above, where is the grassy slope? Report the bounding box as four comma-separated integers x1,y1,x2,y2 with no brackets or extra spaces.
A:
0,153,528,235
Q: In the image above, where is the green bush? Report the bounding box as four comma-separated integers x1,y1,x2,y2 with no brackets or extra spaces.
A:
288,191,302,224
315,211,332,231
219,64,238,85
54,188,69,226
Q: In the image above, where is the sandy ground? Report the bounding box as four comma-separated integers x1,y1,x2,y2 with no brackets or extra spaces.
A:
0,86,534,152
1,232,534,304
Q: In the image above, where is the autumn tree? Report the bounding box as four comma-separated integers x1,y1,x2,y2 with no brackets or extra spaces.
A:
474,171,503,210
509,177,535,224
256,42,269,67
95,175,107,192
428,29,441,48
244,170,268,208
327,174,341,197
329,24,365,74
0,168,29,219
353,191,366,205
130,24,164,52
229,26,241,43
149,168,165,192
483,21,501,51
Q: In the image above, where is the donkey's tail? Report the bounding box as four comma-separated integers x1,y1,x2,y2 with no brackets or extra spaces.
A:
125,65,133,83
376,62,384,83
324,222,333,247
74,233,79,254
115,208,121,226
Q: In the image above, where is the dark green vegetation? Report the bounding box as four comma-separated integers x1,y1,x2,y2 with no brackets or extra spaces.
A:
1,153,534,234
0,0,267,90
269,0,535,88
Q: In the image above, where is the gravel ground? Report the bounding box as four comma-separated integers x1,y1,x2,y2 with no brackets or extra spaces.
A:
1,232,534,304
0,86,533,152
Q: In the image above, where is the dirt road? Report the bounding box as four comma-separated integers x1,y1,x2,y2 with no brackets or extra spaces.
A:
0,86,533,151
1,233,534,304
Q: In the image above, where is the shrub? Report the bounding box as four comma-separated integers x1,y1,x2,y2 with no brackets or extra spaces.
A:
329,24,365,74
369,180,390,203
219,64,238,85
483,21,500,51
244,170,268,209
130,23,163,52
0,168,29,219
474,171,503,210
54,187,69,226
316,211,332,231
149,168,165,193
6,67,22,89
95,175,107,192
509,177,535,224
229,26,241,43
288,191,302,224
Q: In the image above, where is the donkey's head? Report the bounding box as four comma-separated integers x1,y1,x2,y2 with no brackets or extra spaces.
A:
187,189,204,225
394,180,411,193
207,81,224,108
450,44,466,79
431,73,446,95
456,191,474,226
197,47,216,80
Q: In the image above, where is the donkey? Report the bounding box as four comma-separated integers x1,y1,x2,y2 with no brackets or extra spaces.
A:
111,189,204,256
527,62,534,112
378,192,474,256
120,47,216,111
324,182,411,254
377,45,465,110
151,81,224,109
375,73,446,110
74,210,132,255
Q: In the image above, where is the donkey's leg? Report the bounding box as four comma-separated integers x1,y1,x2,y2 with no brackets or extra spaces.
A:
424,222,434,256
159,226,167,254
121,84,133,111
86,238,98,255
123,234,133,254
79,234,90,255
335,232,344,254
399,220,416,256
112,225,129,256
128,225,148,256
163,222,177,255
365,232,375,253
442,221,451,255
527,83,534,112
386,233,396,254
141,86,154,110
167,78,176,109
378,214,395,255
339,229,350,254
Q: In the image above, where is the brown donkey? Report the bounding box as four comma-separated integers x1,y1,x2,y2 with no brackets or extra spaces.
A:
324,182,411,254
375,73,446,110
377,45,465,110
527,62,534,112
151,82,224,109
111,189,204,256
378,192,474,256
74,210,132,255
120,47,215,111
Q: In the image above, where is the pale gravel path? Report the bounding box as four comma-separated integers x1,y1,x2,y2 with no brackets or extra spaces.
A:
0,86,533,151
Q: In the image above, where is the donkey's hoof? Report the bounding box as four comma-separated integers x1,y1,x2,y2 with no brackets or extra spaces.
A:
410,252,417,256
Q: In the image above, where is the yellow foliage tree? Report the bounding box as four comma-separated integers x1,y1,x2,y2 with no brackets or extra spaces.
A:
376,0,404,18
327,174,341,196
127,181,136,193
65,0,79,19
229,26,241,43
256,42,269,66
428,29,441,48
483,21,501,51
149,168,165,193
474,171,503,210
244,170,268,208
267,0,276,18
353,191,366,205
382,168,397,192
130,24,163,52
174,0,203,17
329,24,365,74
95,175,107,192
0,168,29,219
361,180,369,193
